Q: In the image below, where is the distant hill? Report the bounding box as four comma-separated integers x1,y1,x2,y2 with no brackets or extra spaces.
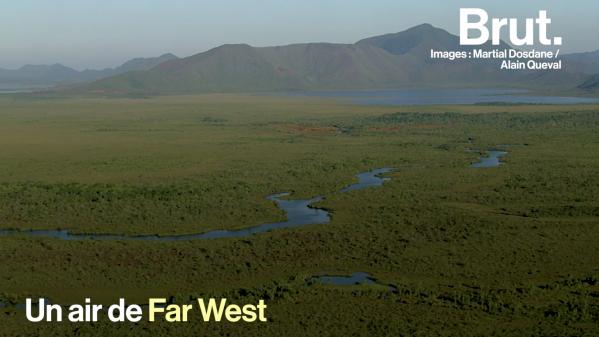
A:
520,50,599,92
0,64,81,86
88,43,402,93
114,53,178,73
578,74,599,91
563,50,599,75
87,43,417,93
6,24,599,95
0,53,178,90
356,24,516,85
85,24,525,94
356,23,464,56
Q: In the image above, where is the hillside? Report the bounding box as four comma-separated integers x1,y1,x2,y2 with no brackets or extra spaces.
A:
563,50,599,74
56,25,599,95
87,43,419,93
356,23,464,56
578,74,599,91
85,24,522,94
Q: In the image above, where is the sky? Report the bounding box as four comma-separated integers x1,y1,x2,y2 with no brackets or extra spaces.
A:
1,0,598,70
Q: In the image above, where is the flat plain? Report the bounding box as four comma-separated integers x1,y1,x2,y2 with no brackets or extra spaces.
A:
0,94,597,336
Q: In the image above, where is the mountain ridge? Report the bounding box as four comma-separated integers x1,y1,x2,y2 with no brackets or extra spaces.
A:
85,24,528,94
4,24,599,95
0,53,178,89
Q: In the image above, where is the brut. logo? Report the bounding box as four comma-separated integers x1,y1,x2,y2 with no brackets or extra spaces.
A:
460,8,562,46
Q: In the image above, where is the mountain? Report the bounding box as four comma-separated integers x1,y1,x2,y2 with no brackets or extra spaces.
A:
85,24,524,94
20,24,589,95
86,43,418,93
0,53,178,89
113,53,178,73
5,25,599,95
0,64,81,86
356,23,463,56
356,24,516,85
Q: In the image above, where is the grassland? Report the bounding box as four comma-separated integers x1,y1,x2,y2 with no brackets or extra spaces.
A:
0,94,597,336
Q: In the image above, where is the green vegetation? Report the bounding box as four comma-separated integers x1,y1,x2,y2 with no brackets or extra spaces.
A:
0,94,598,336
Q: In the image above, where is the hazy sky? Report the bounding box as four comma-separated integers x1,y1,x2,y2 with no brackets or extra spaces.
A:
1,0,597,70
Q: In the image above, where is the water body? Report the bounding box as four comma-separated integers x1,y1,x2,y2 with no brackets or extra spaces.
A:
0,84,50,94
313,272,397,292
0,168,393,241
316,272,376,286
290,89,599,105
471,150,508,168
2,273,400,311
340,168,393,192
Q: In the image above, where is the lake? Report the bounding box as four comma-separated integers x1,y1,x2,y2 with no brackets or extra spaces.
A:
289,89,599,105
0,84,51,94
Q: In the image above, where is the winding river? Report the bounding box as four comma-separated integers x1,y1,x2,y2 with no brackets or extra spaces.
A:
306,152,505,295
0,149,506,242
340,168,393,192
0,168,394,241
0,161,499,305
